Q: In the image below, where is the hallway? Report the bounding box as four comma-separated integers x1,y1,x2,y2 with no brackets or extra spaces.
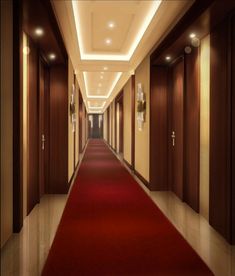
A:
1,140,235,275
1,0,235,275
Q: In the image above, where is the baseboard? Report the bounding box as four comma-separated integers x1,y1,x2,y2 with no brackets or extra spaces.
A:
123,158,133,170
134,170,149,189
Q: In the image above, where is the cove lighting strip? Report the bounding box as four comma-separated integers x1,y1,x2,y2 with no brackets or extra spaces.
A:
88,101,106,109
72,0,162,61
83,72,122,99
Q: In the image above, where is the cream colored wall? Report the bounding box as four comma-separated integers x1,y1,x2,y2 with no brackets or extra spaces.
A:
1,0,13,248
135,56,150,181
103,110,108,141
123,78,132,165
68,58,74,181
200,35,210,221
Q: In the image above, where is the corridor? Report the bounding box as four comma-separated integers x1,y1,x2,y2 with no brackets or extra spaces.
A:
1,0,235,275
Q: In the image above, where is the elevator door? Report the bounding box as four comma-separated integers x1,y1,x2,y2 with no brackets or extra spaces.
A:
169,58,184,200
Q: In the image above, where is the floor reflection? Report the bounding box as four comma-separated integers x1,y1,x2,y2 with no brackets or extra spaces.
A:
136,183,235,276
1,173,235,276
1,195,67,276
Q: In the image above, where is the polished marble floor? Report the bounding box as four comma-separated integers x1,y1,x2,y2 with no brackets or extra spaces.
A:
1,166,235,276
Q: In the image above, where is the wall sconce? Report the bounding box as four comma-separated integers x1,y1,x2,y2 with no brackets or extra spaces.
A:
137,83,146,131
70,84,76,132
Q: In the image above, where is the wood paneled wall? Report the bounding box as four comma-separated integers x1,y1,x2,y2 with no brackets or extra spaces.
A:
184,48,200,212
49,65,68,194
210,15,235,244
150,51,200,211
27,37,39,213
150,67,168,191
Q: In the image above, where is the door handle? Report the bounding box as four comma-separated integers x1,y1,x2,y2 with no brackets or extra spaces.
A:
171,131,175,147
42,134,46,150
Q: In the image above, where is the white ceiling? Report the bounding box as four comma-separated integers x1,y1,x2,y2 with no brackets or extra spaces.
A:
51,0,194,114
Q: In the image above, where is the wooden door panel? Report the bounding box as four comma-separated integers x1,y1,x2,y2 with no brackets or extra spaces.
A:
27,37,39,214
39,59,45,198
170,59,184,199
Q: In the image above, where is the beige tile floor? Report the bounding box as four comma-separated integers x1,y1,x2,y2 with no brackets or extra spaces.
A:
134,176,235,276
1,158,235,276
1,195,67,276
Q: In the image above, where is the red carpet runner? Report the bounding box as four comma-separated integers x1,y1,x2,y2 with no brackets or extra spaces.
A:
42,139,213,275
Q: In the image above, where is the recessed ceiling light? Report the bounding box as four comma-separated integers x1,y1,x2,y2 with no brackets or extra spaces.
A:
98,83,102,87
35,27,44,36
103,67,108,71
101,71,104,74
49,53,56,60
189,33,196,38
165,56,171,61
105,38,112,45
100,75,103,79
72,0,161,61
108,21,115,29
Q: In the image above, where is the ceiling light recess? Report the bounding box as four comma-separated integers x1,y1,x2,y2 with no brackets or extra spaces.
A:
108,21,115,29
165,56,171,61
35,27,44,36
72,0,162,61
189,33,196,38
49,53,56,60
84,72,122,99
88,101,106,109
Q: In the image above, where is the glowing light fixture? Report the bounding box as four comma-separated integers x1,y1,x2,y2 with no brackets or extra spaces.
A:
49,53,56,60
35,27,44,36
165,56,171,61
108,21,115,29
105,38,112,45
103,66,108,71
72,0,162,61
189,33,196,38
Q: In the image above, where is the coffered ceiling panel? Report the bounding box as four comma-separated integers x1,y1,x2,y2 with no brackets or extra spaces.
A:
52,0,194,114
84,71,122,98
91,12,134,52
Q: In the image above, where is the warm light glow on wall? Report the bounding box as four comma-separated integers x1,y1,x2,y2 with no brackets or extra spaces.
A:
23,32,28,218
72,0,162,61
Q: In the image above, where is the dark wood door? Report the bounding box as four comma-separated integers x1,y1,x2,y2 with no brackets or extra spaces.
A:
39,58,49,197
27,37,39,214
169,58,184,200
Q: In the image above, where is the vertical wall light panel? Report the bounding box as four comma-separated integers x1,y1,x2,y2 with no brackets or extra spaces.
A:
200,35,210,220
